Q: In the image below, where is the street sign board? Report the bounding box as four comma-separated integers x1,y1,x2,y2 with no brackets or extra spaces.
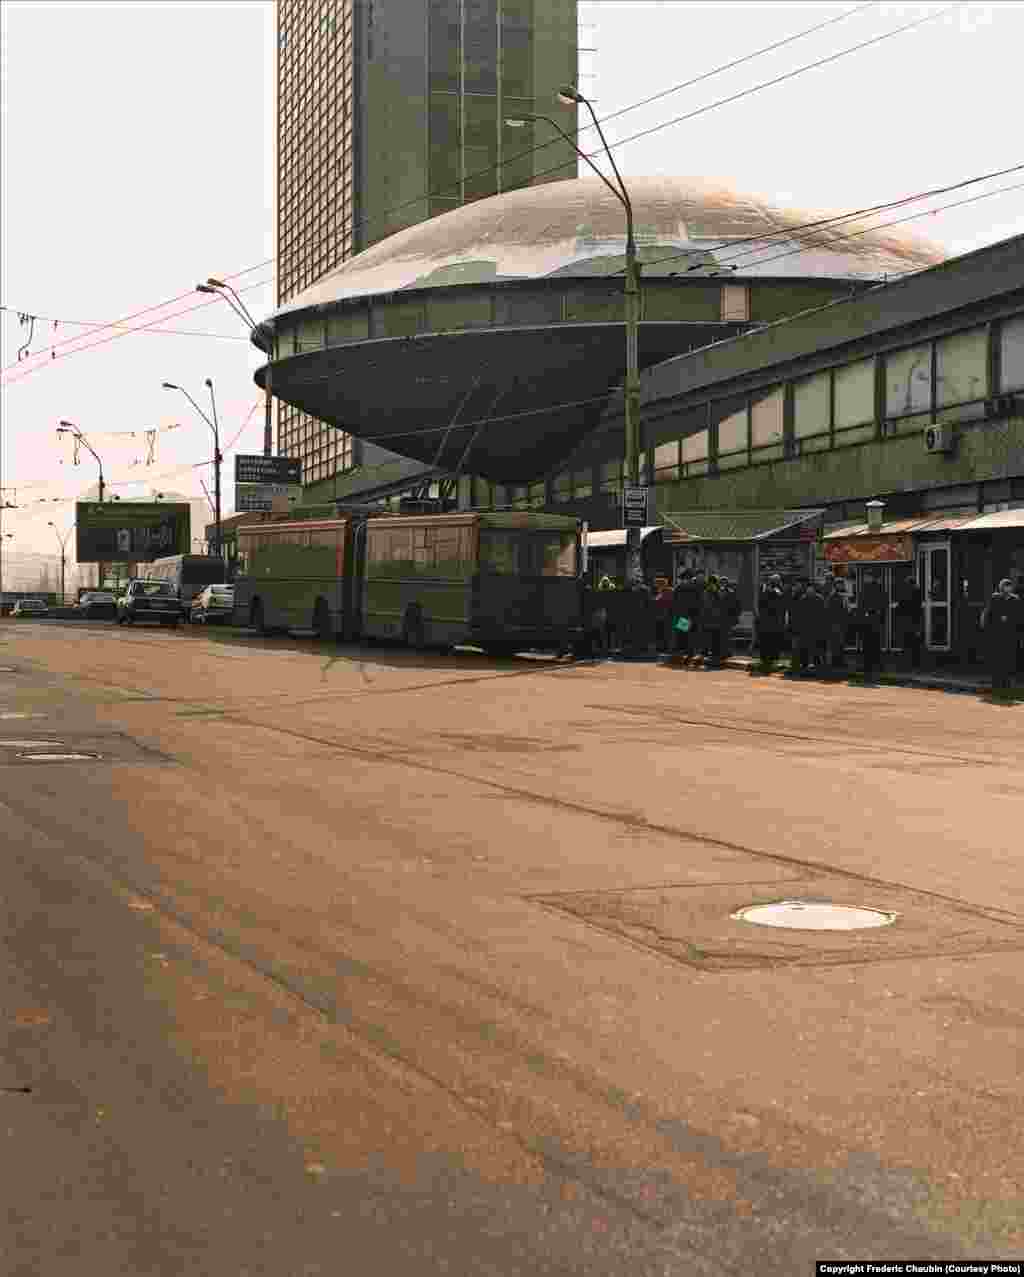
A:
75,502,190,563
235,483,302,513
622,484,650,529
235,455,302,486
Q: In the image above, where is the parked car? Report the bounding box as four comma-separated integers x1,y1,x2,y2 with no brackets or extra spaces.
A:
116,580,181,627
190,584,235,625
76,590,118,620
11,598,48,617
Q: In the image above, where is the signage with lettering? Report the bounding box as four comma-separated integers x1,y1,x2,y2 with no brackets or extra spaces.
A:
235,455,302,486
757,540,814,582
824,534,914,564
622,484,650,529
75,502,190,563
235,483,303,513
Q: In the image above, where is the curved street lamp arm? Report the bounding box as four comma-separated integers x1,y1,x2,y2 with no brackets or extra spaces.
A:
170,385,217,441
576,96,634,250
525,113,627,211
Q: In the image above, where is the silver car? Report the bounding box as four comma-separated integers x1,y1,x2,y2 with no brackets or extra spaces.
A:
190,584,235,625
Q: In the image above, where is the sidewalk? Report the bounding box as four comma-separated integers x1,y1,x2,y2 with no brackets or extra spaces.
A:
654,650,1007,696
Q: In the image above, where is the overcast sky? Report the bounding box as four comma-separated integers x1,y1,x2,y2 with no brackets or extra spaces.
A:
2,0,1022,560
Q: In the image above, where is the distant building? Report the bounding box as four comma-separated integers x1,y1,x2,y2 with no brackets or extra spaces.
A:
274,0,579,491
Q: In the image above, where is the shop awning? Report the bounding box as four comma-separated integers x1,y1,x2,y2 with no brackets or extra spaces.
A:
660,509,826,543
585,526,662,549
825,509,1024,538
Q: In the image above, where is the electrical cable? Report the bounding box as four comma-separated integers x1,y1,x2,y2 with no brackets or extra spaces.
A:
0,307,250,342
618,162,1024,274
1,1,944,379
691,179,1024,278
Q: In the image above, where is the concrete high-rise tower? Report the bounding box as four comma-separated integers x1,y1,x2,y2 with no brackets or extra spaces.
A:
275,0,579,490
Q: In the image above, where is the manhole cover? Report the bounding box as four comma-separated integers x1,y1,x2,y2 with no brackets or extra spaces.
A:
732,900,897,931
16,752,102,761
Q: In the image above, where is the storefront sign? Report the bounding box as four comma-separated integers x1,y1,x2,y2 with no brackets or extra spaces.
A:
824,534,913,564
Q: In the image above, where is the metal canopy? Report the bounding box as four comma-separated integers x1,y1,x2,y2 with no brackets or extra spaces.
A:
661,508,827,542
255,321,739,482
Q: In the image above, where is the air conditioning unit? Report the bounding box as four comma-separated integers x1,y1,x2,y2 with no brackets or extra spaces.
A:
924,424,955,454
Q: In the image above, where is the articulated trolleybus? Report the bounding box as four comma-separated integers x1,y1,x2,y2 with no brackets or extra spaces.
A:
236,509,584,654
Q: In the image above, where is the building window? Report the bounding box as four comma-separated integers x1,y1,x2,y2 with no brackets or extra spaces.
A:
715,398,749,462
654,440,679,481
834,357,875,430
936,327,987,421
721,283,749,322
1001,314,1024,391
750,387,784,448
794,370,831,439
681,429,709,473
885,343,933,420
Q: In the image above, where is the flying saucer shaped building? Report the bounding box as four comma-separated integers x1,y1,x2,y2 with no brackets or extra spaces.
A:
253,176,945,486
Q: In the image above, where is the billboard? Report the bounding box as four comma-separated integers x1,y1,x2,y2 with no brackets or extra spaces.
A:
75,502,190,563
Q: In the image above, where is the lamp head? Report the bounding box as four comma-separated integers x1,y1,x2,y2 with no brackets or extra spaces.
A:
195,283,217,294
161,382,179,391
206,277,226,289
557,85,583,106
204,377,213,389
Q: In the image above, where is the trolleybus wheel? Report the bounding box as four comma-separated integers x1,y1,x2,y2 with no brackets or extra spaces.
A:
313,599,332,642
251,600,270,637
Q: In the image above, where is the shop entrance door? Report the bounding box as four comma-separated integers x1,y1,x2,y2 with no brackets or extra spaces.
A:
917,542,952,651
883,562,916,651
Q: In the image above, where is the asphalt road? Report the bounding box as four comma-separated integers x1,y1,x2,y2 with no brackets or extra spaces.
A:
2,618,1022,1276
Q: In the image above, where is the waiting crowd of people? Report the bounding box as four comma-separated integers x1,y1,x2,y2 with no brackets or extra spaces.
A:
582,567,1023,691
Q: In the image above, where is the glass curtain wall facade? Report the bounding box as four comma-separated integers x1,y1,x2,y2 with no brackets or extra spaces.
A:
276,0,578,493
277,0,356,485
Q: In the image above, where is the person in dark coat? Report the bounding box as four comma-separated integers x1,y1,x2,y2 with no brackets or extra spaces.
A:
677,569,706,664
791,583,823,673
670,569,695,659
756,573,788,666
981,578,1023,693
719,577,742,661
894,577,924,669
653,576,674,652
823,578,849,669
702,576,727,669
857,571,888,682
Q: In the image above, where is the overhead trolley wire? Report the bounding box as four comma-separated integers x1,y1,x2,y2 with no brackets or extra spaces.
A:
2,1,946,382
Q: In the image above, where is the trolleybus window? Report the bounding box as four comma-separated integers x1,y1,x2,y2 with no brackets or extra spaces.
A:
479,530,577,577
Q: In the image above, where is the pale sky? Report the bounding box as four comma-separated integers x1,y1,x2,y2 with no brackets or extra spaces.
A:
2,0,1022,564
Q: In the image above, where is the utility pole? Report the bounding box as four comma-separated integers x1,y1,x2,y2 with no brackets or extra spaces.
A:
57,421,105,588
195,279,271,455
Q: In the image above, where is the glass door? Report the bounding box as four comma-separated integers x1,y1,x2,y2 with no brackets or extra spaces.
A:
917,542,951,651
883,563,916,651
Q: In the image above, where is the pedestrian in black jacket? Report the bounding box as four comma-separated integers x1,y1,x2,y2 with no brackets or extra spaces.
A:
757,574,787,666
894,578,924,669
823,579,849,669
857,572,888,682
720,578,742,661
675,569,706,663
702,576,727,669
791,583,823,673
981,578,1023,693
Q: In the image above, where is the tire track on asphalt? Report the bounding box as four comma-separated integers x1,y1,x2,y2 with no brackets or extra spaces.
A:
0,790,739,1274
169,708,1024,930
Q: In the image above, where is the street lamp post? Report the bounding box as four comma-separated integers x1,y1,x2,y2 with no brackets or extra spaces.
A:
508,91,644,584
197,278,272,459
57,420,106,588
47,520,72,603
161,382,222,560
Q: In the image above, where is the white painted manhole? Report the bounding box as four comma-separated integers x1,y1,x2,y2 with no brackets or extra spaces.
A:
0,713,47,719
732,900,898,931
16,752,102,761
0,739,65,748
